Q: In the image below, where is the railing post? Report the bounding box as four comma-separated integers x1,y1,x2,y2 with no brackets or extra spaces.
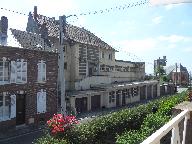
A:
182,114,190,144
171,124,181,144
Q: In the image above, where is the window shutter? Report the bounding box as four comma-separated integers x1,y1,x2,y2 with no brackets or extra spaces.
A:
10,94,16,118
16,61,22,83
42,91,46,113
37,63,41,81
22,62,27,83
37,90,46,113
10,61,17,83
42,63,46,81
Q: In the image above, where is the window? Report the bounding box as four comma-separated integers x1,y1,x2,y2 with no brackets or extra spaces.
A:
16,60,27,83
0,92,11,121
63,45,67,52
38,60,46,82
0,57,10,84
126,89,130,98
109,54,112,60
37,89,46,113
101,51,104,58
64,62,67,70
109,94,112,103
0,58,27,85
109,91,115,103
10,59,27,84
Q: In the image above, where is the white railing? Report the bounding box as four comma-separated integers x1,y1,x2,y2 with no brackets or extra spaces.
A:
141,109,190,144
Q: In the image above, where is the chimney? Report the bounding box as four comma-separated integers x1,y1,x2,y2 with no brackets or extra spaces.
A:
1,16,8,35
0,16,8,46
34,6,38,20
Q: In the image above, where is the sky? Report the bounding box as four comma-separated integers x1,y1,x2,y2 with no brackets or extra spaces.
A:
0,0,192,74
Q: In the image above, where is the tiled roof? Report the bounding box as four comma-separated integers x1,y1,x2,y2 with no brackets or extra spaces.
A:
36,15,114,50
10,28,56,52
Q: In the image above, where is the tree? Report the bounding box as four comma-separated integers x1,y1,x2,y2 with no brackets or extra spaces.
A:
155,65,165,77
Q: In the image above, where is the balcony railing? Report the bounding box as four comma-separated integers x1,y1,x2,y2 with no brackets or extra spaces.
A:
141,109,190,144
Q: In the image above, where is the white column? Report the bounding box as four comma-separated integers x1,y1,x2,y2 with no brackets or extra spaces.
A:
145,85,148,99
151,85,154,98
114,90,117,107
10,94,16,118
87,95,91,111
182,113,190,144
70,97,76,115
138,87,141,101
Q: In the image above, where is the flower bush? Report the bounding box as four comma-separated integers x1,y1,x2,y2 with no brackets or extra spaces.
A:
47,114,79,135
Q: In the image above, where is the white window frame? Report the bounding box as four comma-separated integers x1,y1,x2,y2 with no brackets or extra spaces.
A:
37,60,46,83
16,59,27,84
0,92,11,121
0,57,9,85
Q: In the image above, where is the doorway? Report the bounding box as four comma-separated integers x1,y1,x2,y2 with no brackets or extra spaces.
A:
16,94,26,125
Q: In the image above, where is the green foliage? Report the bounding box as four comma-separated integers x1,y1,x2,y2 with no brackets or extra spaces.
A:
66,104,153,143
35,92,187,144
116,92,187,144
155,66,166,76
34,134,69,144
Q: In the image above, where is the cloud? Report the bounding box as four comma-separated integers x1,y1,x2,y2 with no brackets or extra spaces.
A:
152,16,163,24
150,0,192,6
165,4,174,10
158,35,192,43
112,38,157,54
164,3,183,10
112,35,192,55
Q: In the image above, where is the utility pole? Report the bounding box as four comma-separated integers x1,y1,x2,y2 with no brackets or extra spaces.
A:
175,63,178,86
190,71,191,90
175,63,178,92
59,15,66,115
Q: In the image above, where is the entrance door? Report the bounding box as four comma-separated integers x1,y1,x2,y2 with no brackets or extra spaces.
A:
116,91,120,106
91,95,101,111
16,94,25,125
75,97,87,113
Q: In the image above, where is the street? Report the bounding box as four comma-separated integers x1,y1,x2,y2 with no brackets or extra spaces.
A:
0,129,44,144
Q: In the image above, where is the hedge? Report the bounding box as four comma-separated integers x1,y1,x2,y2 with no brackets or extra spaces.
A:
116,91,187,144
35,91,187,144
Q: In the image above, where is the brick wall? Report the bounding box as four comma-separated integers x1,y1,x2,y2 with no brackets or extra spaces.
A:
0,46,58,127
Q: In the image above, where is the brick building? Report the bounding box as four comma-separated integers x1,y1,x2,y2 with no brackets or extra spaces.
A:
0,46,58,129
166,64,189,86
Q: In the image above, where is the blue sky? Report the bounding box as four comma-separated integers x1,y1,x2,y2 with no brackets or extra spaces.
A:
1,0,192,74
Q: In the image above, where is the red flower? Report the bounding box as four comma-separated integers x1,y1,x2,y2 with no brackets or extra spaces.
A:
47,114,79,135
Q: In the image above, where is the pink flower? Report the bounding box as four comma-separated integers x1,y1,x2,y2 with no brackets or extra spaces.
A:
47,114,79,135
